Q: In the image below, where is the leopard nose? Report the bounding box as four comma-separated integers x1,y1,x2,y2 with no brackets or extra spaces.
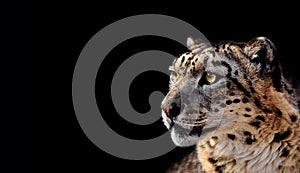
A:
163,105,181,119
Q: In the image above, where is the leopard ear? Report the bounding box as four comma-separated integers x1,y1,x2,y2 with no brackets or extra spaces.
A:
246,37,282,90
187,37,208,53
245,37,277,72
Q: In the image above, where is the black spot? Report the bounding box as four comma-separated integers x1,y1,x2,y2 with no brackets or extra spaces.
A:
192,62,195,65
242,98,249,103
290,115,297,122
222,44,226,49
215,48,219,52
245,137,256,144
272,130,291,142
244,114,251,117
233,99,240,103
226,82,231,89
275,108,282,117
215,165,225,173
234,70,238,75
263,109,272,114
245,138,252,144
221,61,232,72
229,110,234,112
227,134,236,140
249,121,260,128
214,108,219,112
254,99,261,108
245,108,251,112
208,157,218,164
243,131,251,136
229,92,235,96
181,56,185,63
280,148,289,157
255,115,265,122
263,95,268,99
226,100,232,105
220,103,226,108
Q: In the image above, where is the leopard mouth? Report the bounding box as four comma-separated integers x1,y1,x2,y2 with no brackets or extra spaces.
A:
163,111,207,128
173,115,207,129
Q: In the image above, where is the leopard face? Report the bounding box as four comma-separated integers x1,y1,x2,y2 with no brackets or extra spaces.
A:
161,37,291,147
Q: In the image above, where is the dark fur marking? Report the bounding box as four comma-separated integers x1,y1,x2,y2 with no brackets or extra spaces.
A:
189,126,203,136
284,85,293,94
227,134,236,140
229,92,235,96
229,77,251,97
263,95,268,99
208,158,218,164
244,114,251,117
245,137,256,144
290,115,297,122
234,70,238,75
229,110,234,112
249,121,260,128
215,165,225,173
243,74,255,93
272,130,291,142
275,108,282,117
245,108,251,112
242,98,249,103
271,60,282,92
233,99,240,103
243,131,251,136
220,103,226,108
226,100,232,105
263,109,272,114
255,115,265,122
224,51,231,59
221,61,232,72
179,56,185,66
280,148,290,157
254,99,261,108
226,82,231,89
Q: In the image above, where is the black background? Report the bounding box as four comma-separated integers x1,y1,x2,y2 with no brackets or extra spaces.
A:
42,2,300,173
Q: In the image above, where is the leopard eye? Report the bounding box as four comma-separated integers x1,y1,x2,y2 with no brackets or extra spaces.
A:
206,72,216,83
198,71,219,86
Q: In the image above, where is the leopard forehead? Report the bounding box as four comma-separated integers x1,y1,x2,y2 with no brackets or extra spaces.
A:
171,43,246,77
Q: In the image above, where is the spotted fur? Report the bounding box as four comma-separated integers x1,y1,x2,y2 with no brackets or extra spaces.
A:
161,37,300,173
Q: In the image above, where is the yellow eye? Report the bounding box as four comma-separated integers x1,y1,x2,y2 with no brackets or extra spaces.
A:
206,73,216,83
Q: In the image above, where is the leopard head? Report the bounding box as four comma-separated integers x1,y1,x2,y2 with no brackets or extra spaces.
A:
161,37,287,147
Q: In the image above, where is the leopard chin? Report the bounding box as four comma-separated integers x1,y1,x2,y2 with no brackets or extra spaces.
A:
163,110,217,147
170,124,200,147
